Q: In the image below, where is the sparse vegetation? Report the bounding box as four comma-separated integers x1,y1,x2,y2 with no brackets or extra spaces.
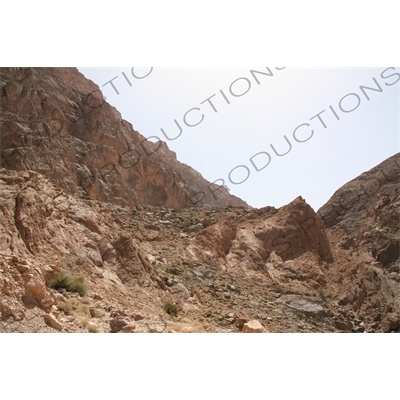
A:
319,292,327,303
58,298,89,316
81,151,88,158
295,311,304,320
80,316,90,327
164,301,178,316
310,315,324,325
87,323,99,333
166,266,181,275
131,210,138,218
48,271,87,297
371,301,383,313
347,320,354,329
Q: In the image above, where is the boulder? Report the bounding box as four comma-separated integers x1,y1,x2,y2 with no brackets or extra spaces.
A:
44,313,63,331
277,295,326,317
110,317,130,333
242,320,264,333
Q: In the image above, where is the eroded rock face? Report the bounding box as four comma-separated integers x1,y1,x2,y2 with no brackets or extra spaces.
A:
0,168,165,324
1,67,399,333
190,197,332,289
0,67,247,209
0,255,54,321
1,157,399,333
318,153,399,238
318,152,400,331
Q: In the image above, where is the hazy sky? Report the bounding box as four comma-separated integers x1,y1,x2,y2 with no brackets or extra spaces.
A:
78,67,399,211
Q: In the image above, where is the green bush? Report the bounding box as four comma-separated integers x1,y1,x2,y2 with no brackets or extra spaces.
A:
164,301,178,316
370,301,383,313
319,292,327,303
48,271,87,297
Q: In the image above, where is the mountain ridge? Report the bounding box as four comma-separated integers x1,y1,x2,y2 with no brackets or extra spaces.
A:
0,67,248,209
0,67,399,333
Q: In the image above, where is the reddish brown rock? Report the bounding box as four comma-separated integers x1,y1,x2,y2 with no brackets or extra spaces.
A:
0,67,247,209
190,197,332,287
1,66,399,334
110,317,131,333
44,313,63,331
242,320,265,333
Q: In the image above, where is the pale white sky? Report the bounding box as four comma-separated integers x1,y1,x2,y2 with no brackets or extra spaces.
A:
78,67,399,211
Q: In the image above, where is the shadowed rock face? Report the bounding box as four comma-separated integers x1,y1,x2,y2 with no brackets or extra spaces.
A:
318,153,400,331
318,153,400,267
318,153,399,230
0,67,248,209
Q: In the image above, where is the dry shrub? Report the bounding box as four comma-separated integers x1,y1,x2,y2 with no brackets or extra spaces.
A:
48,271,87,297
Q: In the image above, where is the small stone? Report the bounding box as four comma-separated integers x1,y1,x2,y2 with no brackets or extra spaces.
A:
16,263,29,273
90,308,104,318
44,313,63,331
134,314,145,321
54,293,67,303
51,305,61,318
192,270,203,278
235,317,248,329
354,324,365,333
333,319,352,331
190,223,204,232
121,323,136,333
202,218,213,228
165,278,174,287
144,224,159,230
110,317,130,333
242,320,264,333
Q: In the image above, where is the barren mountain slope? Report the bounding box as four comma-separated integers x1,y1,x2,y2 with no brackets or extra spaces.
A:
0,67,399,333
1,154,398,333
0,67,247,208
318,153,400,332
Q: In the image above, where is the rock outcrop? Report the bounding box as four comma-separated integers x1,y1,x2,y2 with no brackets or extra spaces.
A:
1,155,399,333
190,197,332,293
318,153,400,332
0,67,247,209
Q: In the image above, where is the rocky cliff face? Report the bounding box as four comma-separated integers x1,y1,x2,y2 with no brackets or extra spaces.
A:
318,153,400,332
0,67,399,333
318,153,399,267
0,67,247,208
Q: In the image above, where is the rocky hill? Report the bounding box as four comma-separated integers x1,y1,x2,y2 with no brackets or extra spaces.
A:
0,67,399,333
0,67,247,208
